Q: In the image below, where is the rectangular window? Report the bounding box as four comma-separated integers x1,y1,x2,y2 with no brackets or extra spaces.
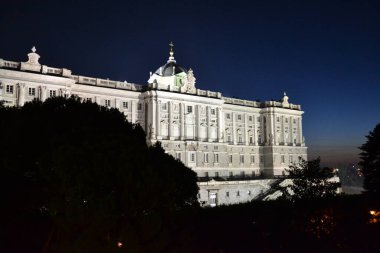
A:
205,172,209,178
204,153,209,163
214,154,219,163
281,155,285,163
289,155,293,163
190,153,195,162
162,103,167,110
238,136,243,143
237,115,242,120
249,137,253,144
237,191,240,197
6,85,14,94
285,118,289,123
28,87,36,96
49,90,56,97
123,101,128,109
226,113,231,119
257,117,261,122
249,116,252,121
277,117,280,122
211,109,215,115
187,106,193,113
251,155,255,164
176,152,181,160
226,191,229,197
260,155,264,164
293,119,296,124
240,154,244,164
105,99,111,107
229,155,233,164
138,103,142,111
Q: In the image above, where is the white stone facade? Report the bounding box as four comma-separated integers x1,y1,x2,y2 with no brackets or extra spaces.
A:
0,46,307,206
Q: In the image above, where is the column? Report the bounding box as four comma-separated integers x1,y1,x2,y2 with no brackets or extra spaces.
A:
282,115,286,145
40,86,47,101
232,112,236,145
217,107,223,142
196,105,201,141
207,106,211,142
298,117,304,146
156,100,161,139
244,113,249,145
289,116,293,146
180,103,185,140
253,115,258,145
17,83,25,106
151,99,157,139
169,101,175,140
131,100,137,123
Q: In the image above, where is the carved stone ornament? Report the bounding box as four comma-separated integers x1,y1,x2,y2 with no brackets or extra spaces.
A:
26,46,41,65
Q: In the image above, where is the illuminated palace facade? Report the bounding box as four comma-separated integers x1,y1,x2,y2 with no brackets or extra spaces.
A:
0,46,307,206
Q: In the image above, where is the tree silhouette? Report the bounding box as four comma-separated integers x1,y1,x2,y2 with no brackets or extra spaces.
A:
359,123,380,195
279,158,340,201
0,96,199,253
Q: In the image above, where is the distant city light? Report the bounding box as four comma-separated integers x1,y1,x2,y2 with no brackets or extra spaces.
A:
117,242,123,248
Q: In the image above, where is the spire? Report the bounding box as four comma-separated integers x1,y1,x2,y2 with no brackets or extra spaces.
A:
282,92,289,104
167,41,176,63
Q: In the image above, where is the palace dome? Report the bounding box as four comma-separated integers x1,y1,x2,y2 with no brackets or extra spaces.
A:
154,62,187,76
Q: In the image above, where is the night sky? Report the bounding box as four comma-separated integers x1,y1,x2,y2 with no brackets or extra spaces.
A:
1,0,379,166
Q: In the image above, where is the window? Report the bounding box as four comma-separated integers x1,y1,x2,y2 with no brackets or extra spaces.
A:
226,191,229,197
6,85,14,94
249,137,253,144
214,154,219,163
227,135,231,143
226,113,231,119
237,191,240,197
251,155,255,164
285,118,289,123
205,172,209,178
190,153,195,162
28,87,36,96
249,116,252,121
257,117,261,122
260,155,264,164
137,103,142,111
289,155,293,163
277,117,280,122
105,99,111,107
237,115,242,120
238,136,243,143
211,109,215,115
293,119,296,124
229,155,233,164
241,171,245,177
123,101,128,109
204,153,209,163
49,90,56,97
162,103,167,110
240,154,244,164
176,152,181,160
187,106,193,113
281,155,285,163
229,171,233,177
215,172,219,178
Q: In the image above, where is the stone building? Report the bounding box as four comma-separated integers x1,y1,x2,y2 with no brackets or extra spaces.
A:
0,45,307,206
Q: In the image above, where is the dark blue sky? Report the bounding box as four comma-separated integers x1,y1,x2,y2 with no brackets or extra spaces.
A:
1,0,379,166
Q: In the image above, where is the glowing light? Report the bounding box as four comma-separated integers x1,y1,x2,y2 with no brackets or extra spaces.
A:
369,210,380,217
117,242,123,248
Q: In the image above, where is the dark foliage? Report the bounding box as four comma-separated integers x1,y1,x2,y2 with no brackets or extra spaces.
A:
279,158,341,201
359,123,380,195
0,96,198,253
